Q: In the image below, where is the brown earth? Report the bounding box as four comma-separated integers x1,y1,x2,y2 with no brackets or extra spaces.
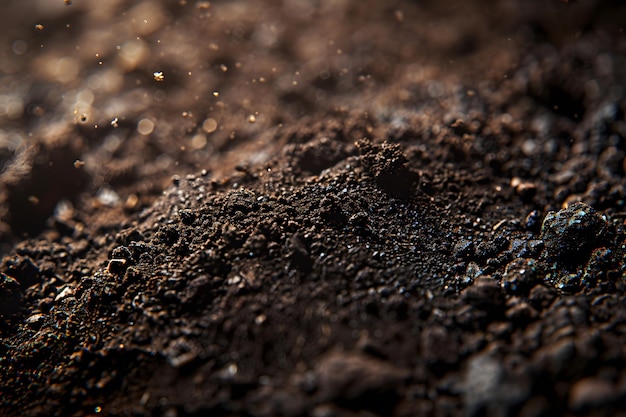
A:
2,1,626,416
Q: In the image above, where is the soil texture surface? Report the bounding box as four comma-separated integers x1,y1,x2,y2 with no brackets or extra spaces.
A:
2,1,626,416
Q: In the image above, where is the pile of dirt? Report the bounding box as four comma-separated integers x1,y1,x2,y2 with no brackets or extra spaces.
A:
2,0,626,416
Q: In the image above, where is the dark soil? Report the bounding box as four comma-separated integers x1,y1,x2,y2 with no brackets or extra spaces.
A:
2,1,626,416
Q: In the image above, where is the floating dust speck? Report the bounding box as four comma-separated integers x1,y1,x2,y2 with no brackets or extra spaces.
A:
31,105,44,116
111,117,119,127
248,114,257,124
213,91,219,97
35,24,44,31
124,194,140,210
12,40,27,55
76,88,95,105
64,0,72,5
227,363,238,376
127,2,167,36
153,71,165,82
220,64,228,72
54,200,74,221
53,56,80,83
118,40,149,71
191,134,207,149
0,95,24,119
154,90,166,101
28,196,40,205
97,188,120,207
73,160,85,168
202,118,217,133
80,114,88,123
255,314,267,325
137,118,155,135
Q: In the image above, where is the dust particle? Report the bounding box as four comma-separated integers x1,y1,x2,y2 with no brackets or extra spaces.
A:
137,118,155,135
153,71,165,82
202,118,218,133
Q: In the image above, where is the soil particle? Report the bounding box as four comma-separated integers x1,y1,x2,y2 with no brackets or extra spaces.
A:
461,277,505,311
501,258,542,296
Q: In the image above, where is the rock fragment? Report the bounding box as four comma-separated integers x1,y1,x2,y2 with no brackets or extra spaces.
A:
541,202,609,265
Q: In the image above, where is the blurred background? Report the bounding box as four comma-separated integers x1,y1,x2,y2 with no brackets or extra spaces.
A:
1,0,625,250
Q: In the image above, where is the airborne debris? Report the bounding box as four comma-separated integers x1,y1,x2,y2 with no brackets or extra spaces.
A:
202,118,217,133
137,118,155,135
153,71,165,82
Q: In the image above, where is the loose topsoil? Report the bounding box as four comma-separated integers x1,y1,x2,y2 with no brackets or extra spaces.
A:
2,1,626,416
